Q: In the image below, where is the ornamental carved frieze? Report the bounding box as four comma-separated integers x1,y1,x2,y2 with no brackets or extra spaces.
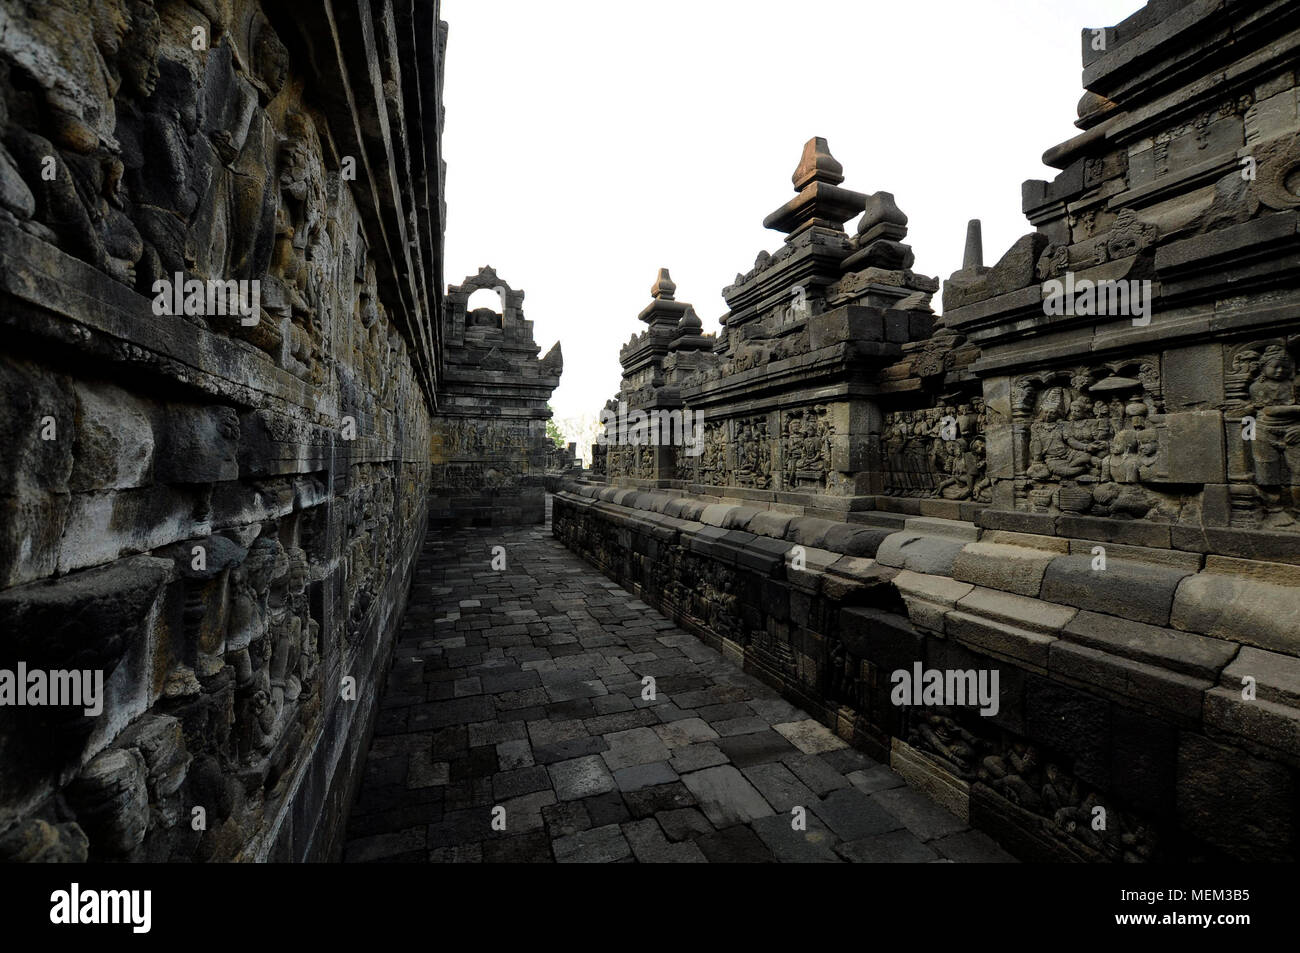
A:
882,398,989,502
1012,360,1178,519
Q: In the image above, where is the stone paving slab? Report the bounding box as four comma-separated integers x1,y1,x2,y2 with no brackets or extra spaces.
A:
341,501,1014,863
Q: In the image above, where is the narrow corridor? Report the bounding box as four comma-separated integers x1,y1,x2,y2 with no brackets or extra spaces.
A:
343,500,1016,863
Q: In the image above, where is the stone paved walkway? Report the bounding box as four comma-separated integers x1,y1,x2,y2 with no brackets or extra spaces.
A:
342,498,1016,863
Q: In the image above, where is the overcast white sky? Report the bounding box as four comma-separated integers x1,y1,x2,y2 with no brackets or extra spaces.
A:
441,0,1145,431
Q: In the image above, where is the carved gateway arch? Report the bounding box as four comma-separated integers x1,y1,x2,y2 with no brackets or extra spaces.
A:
431,267,563,526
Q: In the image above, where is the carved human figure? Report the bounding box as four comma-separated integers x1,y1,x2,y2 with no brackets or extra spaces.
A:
1248,346,1300,483
1028,389,1092,481
1063,396,1106,479
1245,345,1300,526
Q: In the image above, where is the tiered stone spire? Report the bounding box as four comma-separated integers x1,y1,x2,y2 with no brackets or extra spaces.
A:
638,267,691,330
762,137,869,240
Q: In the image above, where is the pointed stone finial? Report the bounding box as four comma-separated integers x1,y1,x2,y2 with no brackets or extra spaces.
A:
540,340,563,376
963,220,984,270
792,137,845,191
765,138,865,239
679,306,702,331
651,268,676,300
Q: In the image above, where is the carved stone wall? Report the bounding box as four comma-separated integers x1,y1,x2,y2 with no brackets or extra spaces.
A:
430,267,562,526
0,0,446,862
568,0,1300,864
943,0,1300,558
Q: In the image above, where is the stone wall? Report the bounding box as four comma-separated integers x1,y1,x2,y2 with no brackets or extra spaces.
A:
553,481,1299,862
0,0,445,862
565,0,1300,862
429,267,562,527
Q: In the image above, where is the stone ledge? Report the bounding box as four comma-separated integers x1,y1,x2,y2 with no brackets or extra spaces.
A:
1062,610,1237,682
1172,573,1300,657
1040,555,1192,627
1048,640,1210,721
952,541,1055,597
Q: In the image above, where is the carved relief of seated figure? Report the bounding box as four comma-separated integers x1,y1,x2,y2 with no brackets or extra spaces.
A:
1027,388,1094,482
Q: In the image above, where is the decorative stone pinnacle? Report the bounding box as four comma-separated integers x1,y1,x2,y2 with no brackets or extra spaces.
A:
963,220,984,270
651,268,676,300
763,138,867,240
857,191,908,241
792,137,844,191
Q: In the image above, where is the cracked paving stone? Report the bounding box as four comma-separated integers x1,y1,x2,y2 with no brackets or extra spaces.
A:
532,736,609,764
813,788,904,841
773,719,849,754
712,715,771,737
751,812,840,863
741,762,818,812
549,755,616,800
545,679,608,703
846,765,905,795
669,742,729,774
622,781,696,819
696,825,776,863
496,739,535,770
492,765,551,800
716,729,798,768
621,818,707,863
695,702,754,723
600,726,672,772
835,830,939,863
612,761,678,792
656,807,714,842
653,717,720,748
584,710,658,735
781,753,851,795
542,801,592,838
871,786,969,841
554,824,632,863
680,765,775,827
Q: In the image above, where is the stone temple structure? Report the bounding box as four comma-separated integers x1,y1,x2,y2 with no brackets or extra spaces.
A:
431,266,563,527
0,0,1297,868
0,0,560,862
556,0,1300,862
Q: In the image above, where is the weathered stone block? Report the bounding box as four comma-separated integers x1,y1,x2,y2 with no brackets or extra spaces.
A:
70,382,154,491
1040,556,1191,626
1061,610,1236,681
1048,640,1209,719
952,541,1054,597
838,606,923,671
874,532,967,575
1171,573,1300,656
892,569,973,634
